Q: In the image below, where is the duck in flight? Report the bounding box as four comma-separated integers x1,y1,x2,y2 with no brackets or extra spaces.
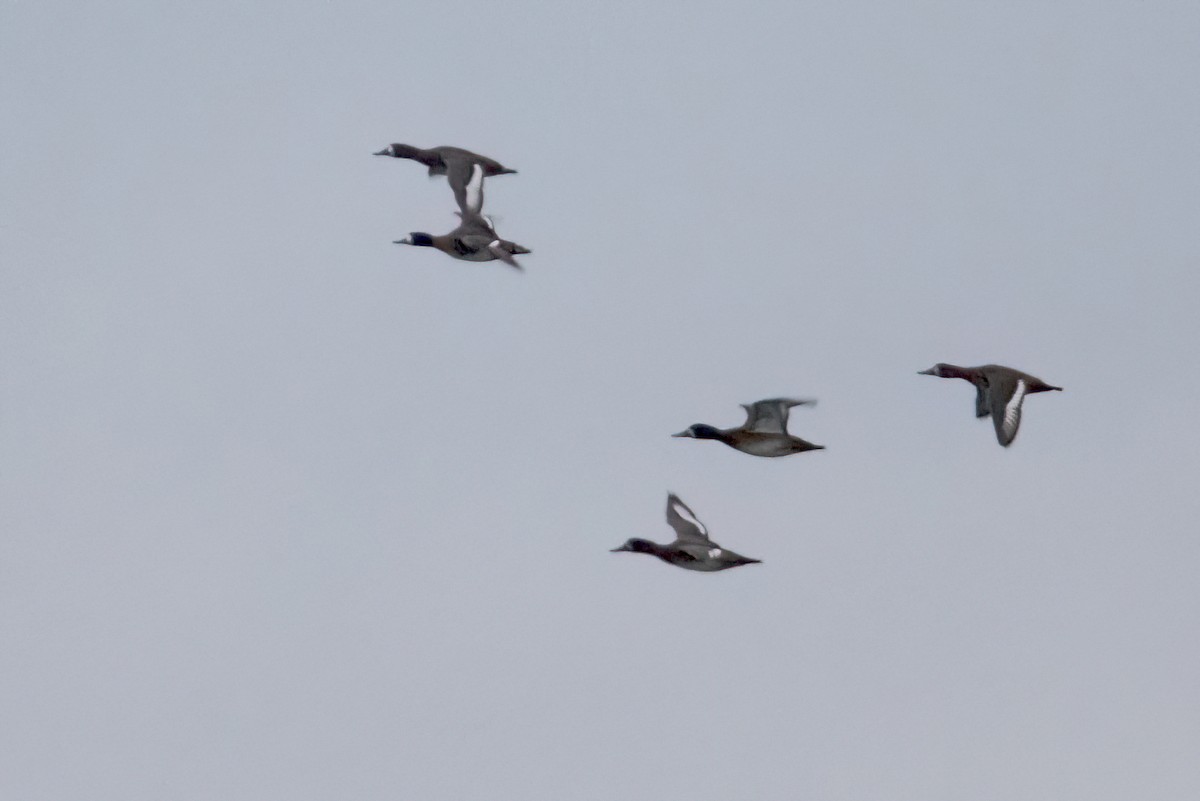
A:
374,143,516,216
918,363,1062,447
394,210,530,271
672,397,824,457
610,493,761,572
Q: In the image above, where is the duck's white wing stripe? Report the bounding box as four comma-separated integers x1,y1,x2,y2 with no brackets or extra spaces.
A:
667,494,709,540
1001,379,1026,443
463,163,485,215
672,497,707,537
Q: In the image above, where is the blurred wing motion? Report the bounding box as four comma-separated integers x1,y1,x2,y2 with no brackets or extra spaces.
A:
740,397,816,434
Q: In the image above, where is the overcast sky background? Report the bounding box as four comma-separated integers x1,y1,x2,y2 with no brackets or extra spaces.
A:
3,1,1200,799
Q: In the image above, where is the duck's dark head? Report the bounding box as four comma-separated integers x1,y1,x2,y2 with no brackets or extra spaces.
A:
374,143,418,158
610,538,655,554
672,424,722,440
394,233,434,247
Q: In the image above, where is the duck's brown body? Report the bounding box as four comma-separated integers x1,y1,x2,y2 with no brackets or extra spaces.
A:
919,363,1062,446
673,398,823,457
375,144,516,178
395,214,530,271
375,144,516,216
610,494,761,572
689,428,822,457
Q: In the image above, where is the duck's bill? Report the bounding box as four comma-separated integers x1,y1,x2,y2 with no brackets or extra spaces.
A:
917,368,934,375
393,237,413,245
373,148,390,156
670,430,691,438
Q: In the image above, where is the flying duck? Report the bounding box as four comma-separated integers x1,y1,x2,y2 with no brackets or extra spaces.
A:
394,211,531,271
918,363,1062,446
672,397,824,457
374,143,516,216
610,493,761,572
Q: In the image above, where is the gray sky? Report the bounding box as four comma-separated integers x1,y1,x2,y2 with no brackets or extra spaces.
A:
3,1,1200,799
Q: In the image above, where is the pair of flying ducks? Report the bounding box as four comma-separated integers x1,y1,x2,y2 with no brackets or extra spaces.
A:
672,362,1060,460
375,143,530,270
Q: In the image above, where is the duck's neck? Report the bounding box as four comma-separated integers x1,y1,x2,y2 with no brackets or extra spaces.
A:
390,144,440,167
690,424,733,443
626,538,668,557
939,364,981,382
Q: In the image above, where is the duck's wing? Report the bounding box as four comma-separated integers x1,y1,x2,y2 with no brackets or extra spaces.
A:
740,398,816,434
487,242,524,271
444,217,490,256
665,493,710,543
450,212,495,238
448,234,487,257
454,210,498,233
974,382,990,419
448,161,485,216
990,376,1027,446
450,213,523,270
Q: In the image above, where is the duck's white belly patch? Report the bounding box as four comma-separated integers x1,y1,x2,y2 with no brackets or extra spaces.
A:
708,548,723,558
